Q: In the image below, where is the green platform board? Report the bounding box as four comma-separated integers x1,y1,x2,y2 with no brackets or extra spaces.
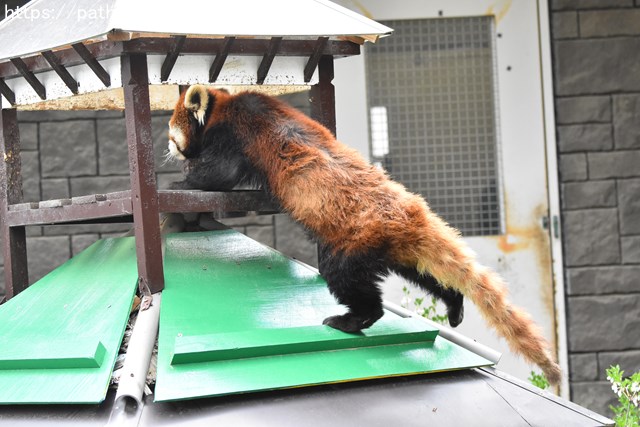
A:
156,230,493,402
0,238,138,404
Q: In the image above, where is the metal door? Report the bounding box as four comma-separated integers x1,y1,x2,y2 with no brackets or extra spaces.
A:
333,0,567,395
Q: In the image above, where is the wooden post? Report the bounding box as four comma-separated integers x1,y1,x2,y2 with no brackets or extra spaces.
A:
309,55,336,268
0,104,28,300
309,55,336,136
121,53,164,294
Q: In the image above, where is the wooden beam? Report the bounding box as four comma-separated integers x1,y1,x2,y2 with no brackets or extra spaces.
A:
309,55,336,135
0,79,15,105
0,39,360,80
160,35,187,82
257,37,283,85
304,37,330,83
121,53,164,294
0,105,28,299
10,57,46,100
208,37,235,83
72,42,111,87
41,50,79,95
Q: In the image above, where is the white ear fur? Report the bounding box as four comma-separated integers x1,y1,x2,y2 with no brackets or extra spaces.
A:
184,85,209,126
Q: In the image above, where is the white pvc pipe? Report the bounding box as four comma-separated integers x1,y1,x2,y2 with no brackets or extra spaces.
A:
108,293,161,425
383,299,502,365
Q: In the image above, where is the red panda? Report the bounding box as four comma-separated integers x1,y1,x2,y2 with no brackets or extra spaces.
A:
167,85,562,385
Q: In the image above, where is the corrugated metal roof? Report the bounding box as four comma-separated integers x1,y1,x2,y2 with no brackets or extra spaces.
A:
0,0,393,61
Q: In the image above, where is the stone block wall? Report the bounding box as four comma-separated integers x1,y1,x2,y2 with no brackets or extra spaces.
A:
551,0,640,415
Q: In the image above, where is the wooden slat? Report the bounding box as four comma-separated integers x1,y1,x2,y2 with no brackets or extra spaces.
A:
124,38,358,57
8,202,39,211
160,35,187,82
41,50,79,95
0,341,106,370
5,190,277,227
6,197,133,227
304,37,330,83
10,58,46,100
256,37,283,84
72,43,111,87
158,190,279,213
171,318,438,364
208,37,235,83
38,198,72,209
70,194,103,205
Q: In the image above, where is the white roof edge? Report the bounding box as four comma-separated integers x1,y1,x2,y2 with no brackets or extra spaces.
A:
0,0,393,62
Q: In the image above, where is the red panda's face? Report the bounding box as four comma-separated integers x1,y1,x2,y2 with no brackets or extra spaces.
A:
167,85,210,160
168,105,191,161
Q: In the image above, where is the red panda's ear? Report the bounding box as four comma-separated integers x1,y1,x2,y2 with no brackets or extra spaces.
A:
184,85,210,126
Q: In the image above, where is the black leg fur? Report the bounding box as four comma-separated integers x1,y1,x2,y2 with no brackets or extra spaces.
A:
391,266,465,328
318,244,387,333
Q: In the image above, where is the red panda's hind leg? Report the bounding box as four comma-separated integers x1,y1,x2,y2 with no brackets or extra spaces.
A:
391,265,465,327
318,245,387,333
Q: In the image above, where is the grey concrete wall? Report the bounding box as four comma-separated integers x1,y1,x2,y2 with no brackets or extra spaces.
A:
551,0,640,415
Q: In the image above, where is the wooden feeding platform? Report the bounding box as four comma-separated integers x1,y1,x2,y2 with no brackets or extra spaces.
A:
0,0,393,300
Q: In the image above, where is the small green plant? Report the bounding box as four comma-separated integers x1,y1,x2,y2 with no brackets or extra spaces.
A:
528,370,549,390
401,286,448,325
606,365,640,427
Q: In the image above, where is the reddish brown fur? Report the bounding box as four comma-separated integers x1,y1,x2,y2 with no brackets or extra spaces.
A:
169,87,562,385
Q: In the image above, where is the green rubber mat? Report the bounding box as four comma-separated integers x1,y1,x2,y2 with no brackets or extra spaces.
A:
0,237,138,404
156,229,493,402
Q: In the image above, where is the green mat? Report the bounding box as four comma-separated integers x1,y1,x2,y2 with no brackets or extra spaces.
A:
0,238,138,404
156,229,493,402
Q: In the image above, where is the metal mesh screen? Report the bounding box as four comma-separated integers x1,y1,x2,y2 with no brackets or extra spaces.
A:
365,17,502,236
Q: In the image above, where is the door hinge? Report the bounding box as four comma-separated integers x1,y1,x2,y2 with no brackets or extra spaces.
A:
542,215,560,239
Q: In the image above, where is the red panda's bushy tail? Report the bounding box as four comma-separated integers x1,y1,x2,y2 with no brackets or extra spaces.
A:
466,265,561,385
407,212,562,385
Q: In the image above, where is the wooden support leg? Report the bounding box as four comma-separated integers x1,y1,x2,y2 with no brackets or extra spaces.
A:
309,55,336,268
309,55,336,136
0,107,28,300
121,53,164,294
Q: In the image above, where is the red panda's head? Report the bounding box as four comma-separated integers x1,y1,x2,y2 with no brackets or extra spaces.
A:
167,85,213,160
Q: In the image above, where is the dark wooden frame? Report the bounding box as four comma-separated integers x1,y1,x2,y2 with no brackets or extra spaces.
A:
0,37,349,300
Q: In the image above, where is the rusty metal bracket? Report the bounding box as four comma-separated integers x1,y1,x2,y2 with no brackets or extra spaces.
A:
0,79,15,105
304,37,329,83
257,37,283,84
10,57,46,100
41,50,79,95
160,35,187,82
72,43,111,88
209,37,235,83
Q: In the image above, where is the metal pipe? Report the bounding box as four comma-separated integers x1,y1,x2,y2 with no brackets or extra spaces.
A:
382,299,502,364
